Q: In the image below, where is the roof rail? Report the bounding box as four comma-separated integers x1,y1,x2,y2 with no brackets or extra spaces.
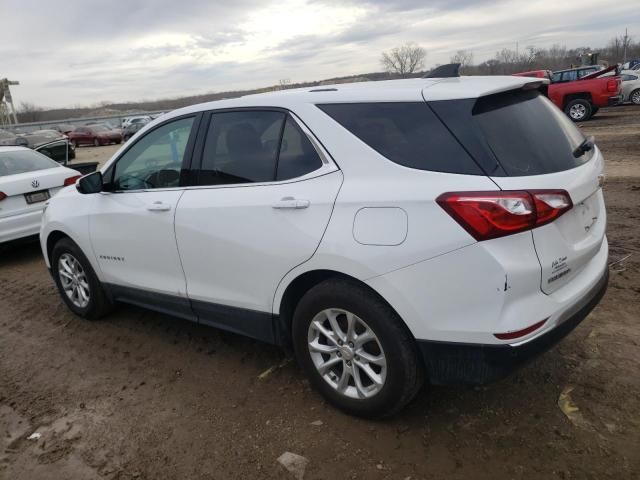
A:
423,63,461,79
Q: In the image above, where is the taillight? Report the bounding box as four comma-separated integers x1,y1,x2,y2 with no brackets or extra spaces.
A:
64,175,82,186
606,78,619,93
0,192,6,201
437,190,572,241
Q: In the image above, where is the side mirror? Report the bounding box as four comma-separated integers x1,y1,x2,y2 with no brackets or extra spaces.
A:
76,171,103,194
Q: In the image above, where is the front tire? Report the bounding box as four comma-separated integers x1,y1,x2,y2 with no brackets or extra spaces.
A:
51,238,113,320
564,99,592,122
630,89,640,105
292,278,424,418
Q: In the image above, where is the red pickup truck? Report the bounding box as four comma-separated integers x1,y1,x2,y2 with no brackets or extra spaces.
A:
514,66,622,122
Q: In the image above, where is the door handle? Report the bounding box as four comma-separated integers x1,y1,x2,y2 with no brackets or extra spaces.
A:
272,197,310,209
147,201,172,212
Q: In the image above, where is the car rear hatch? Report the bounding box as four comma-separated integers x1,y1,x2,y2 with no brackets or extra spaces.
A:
427,85,606,294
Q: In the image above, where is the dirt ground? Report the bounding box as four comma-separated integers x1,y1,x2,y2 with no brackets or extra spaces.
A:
1,107,639,480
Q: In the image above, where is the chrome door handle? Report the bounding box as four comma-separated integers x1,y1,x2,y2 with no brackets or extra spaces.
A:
272,197,310,209
147,201,172,212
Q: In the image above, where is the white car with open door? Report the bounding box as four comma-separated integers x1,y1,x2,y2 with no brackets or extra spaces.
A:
0,146,80,244
40,69,609,417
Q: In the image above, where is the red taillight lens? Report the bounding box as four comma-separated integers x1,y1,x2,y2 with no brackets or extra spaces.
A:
437,190,572,241
64,175,82,186
0,192,6,201
606,78,619,93
531,190,573,226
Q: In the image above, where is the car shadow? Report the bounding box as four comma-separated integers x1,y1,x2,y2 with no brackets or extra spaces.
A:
0,236,44,267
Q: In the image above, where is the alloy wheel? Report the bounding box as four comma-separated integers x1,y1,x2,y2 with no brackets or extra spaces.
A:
307,308,387,400
631,90,640,105
58,253,90,308
569,103,587,120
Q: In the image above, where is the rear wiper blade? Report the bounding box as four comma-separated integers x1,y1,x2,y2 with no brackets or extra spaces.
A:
573,136,595,158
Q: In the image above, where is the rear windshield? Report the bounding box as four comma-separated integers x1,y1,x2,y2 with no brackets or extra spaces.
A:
317,102,482,175
0,150,60,176
471,91,590,175
429,90,591,177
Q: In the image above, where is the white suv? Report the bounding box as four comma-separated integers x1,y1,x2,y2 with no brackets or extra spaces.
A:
41,75,609,417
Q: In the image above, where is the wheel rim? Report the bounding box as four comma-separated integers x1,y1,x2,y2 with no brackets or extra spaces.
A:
632,90,640,105
569,104,586,120
307,308,387,400
58,253,90,308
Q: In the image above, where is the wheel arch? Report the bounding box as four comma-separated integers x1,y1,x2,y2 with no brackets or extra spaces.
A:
563,92,592,109
275,269,418,348
46,229,73,265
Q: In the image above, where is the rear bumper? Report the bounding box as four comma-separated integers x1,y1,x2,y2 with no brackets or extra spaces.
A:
0,210,44,244
417,267,609,385
607,95,622,106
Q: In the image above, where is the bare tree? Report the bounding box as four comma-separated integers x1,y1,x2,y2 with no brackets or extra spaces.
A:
277,78,292,90
450,49,474,69
380,42,427,77
18,101,43,123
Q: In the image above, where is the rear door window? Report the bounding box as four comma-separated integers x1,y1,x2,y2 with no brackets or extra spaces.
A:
197,111,324,185
317,103,482,175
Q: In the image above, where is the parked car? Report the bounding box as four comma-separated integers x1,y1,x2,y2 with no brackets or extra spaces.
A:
53,124,76,135
0,129,27,146
19,130,76,162
515,65,621,121
41,76,608,417
0,146,80,243
122,115,152,128
67,125,123,147
86,121,122,134
619,71,640,105
551,65,604,83
122,117,151,141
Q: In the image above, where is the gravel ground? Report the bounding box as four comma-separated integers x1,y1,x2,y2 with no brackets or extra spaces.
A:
1,106,639,479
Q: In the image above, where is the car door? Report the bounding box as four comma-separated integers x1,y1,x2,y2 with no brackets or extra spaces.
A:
174,109,342,341
88,114,201,319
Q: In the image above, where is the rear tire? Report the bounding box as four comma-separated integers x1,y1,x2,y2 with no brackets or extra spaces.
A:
631,89,640,105
292,278,424,418
564,99,592,122
51,238,113,320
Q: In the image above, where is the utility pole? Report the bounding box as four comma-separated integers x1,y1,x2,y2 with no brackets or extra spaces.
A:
0,78,20,125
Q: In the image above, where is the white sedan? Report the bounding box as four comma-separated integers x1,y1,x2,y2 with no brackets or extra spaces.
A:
0,146,81,243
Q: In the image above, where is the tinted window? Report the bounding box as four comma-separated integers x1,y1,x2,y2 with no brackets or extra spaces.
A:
113,116,194,190
471,90,589,175
0,150,60,176
317,103,482,175
276,117,323,180
199,111,285,185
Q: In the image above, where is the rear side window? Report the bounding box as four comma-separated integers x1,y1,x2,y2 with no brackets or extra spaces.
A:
277,117,323,180
471,90,589,175
317,103,482,175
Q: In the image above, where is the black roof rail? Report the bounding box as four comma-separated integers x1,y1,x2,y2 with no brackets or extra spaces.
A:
423,63,461,78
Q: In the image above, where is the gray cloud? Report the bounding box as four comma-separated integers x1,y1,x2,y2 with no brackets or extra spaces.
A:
0,0,636,108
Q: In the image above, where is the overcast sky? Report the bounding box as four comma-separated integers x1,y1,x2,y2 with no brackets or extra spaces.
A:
1,0,637,108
